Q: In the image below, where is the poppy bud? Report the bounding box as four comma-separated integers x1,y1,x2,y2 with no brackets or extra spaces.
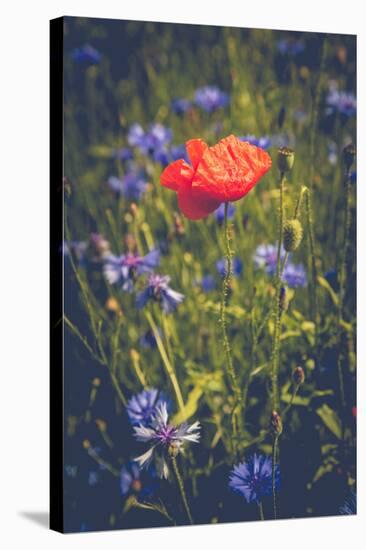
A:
271,410,283,436
277,147,295,173
343,144,356,172
293,366,305,386
279,286,289,312
283,219,303,251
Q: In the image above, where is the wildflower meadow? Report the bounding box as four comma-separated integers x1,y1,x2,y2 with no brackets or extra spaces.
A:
61,16,356,532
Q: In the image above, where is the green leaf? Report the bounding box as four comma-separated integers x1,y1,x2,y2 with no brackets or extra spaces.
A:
316,404,342,439
172,385,203,424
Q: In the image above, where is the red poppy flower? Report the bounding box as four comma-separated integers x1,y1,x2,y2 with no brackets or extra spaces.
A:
160,134,272,220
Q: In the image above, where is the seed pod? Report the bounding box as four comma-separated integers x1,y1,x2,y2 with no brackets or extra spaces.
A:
283,219,303,251
293,366,305,386
271,410,283,436
277,147,295,173
343,144,356,172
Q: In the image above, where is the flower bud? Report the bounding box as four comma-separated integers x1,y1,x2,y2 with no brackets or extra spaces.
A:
293,366,305,386
277,147,295,173
271,410,283,436
283,219,303,251
343,143,356,172
279,286,289,312
168,442,180,458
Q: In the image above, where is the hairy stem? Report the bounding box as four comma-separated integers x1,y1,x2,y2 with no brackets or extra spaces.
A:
171,456,193,525
272,435,279,520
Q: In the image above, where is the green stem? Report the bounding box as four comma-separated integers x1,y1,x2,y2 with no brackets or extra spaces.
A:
171,456,193,525
304,189,319,351
272,435,279,520
271,173,285,411
219,202,242,448
337,173,352,414
145,310,185,416
258,502,265,521
282,384,300,418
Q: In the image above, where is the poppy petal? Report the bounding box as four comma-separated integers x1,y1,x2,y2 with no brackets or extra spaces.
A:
193,135,272,202
186,138,209,171
177,187,221,220
160,159,193,191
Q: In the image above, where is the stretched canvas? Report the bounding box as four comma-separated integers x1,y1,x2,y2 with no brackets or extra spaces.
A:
50,16,357,533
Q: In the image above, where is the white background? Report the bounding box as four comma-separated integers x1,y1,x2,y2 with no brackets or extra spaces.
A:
0,0,364,548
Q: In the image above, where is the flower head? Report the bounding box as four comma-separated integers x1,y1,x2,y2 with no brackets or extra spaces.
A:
71,44,102,64
133,402,200,478
199,274,217,293
214,203,236,224
229,454,280,504
136,274,184,313
239,135,272,150
126,389,169,427
108,171,148,200
161,135,271,220
216,257,243,278
326,89,356,117
282,262,307,288
171,98,192,115
253,243,287,276
120,461,158,497
277,39,305,56
194,86,229,112
339,490,356,515
103,249,160,291
128,123,173,156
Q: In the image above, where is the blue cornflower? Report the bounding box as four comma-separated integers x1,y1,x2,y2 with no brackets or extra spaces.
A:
253,243,287,276
171,144,189,163
71,44,102,64
171,98,192,115
108,171,148,200
88,471,99,486
128,123,173,157
229,454,280,504
282,262,307,288
326,89,356,117
112,147,134,162
277,39,305,56
134,402,200,478
214,203,236,224
194,86,229,112
126,388,169,427
350,171,356,184
239,135,272,150
140,329,159,349
62,240,88,265
103,249,160,291
216,257,243,278
120,462,142,495
339,490,356,515
136,274,184,313
200,275,217,293
65,465,78,478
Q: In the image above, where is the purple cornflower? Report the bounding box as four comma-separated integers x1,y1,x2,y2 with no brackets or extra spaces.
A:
239,135,272,150
326,89,356,117
216,257,243,278
339,490,356,515
194,86,229,112
140,329,160,349
126,388,169,427
214,203,236,224
200,275,217,293
133,402,200,478
282,262,307,288
103,249,160,291
229,454,280,504
71,44,102,64
62,240,88,265
136,274,184,313
277,39,305,56
128,123,173,157
112,147,134,162
253,243,287,276
108,171,148,201
171,98,192,115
